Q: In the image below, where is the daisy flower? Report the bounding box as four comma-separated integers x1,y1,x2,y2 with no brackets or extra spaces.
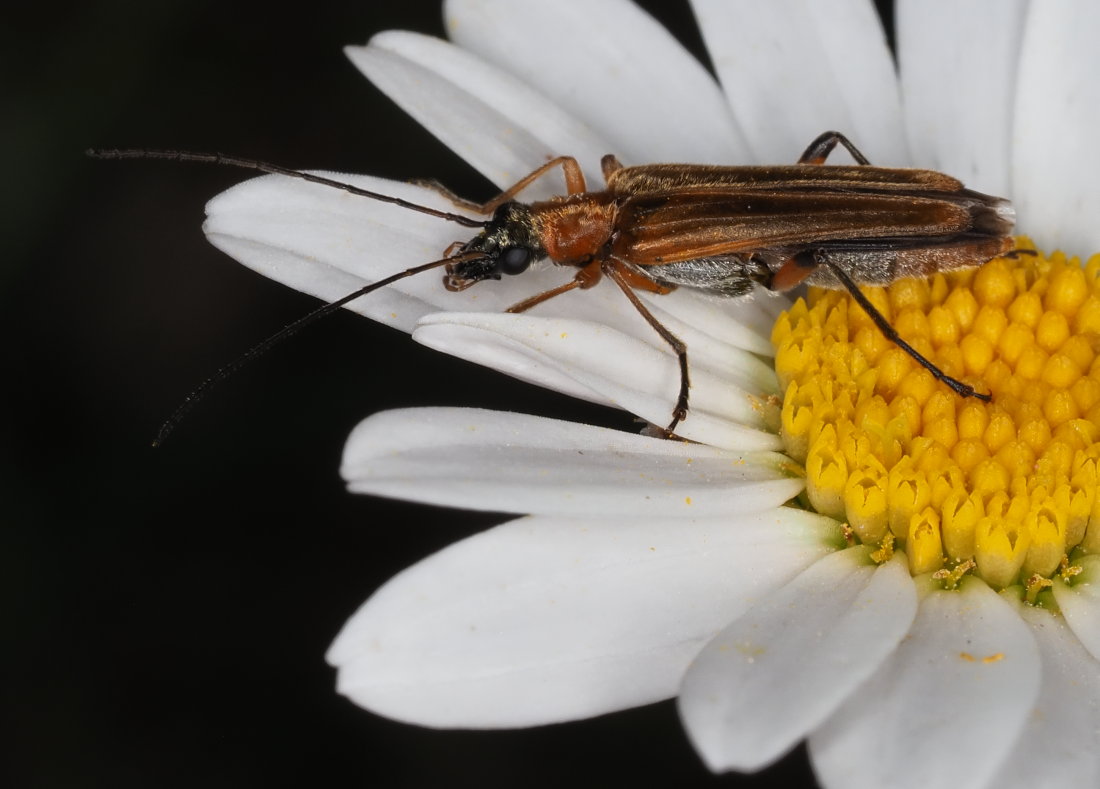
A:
200,0,1100,786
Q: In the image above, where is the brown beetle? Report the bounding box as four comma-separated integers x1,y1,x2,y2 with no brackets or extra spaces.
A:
89,131,1016,443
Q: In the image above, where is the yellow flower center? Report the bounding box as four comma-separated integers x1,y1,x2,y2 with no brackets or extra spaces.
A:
771,239,1100,591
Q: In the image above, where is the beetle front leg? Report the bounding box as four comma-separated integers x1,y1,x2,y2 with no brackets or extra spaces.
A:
480,157,588,214
409,178,486,212
798,131,872,165
412,156,589,216
505,260,602,314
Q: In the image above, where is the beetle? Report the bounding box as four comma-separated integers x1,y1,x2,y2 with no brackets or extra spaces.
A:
89,131,1016,443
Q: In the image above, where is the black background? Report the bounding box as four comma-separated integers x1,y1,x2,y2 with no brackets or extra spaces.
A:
9,2,893,786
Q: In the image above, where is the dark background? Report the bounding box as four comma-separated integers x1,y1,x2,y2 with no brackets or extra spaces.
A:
9,2,891,786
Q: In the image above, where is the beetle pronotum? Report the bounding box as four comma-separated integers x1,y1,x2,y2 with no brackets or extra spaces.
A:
89,131,1016,443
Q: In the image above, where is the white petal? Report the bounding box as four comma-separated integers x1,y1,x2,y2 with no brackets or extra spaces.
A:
897,0,1027,195
417,314,616,408
691,0,907,165
429,272,782,385
990,603,1100,788
637,301,781,395
1013,0,1100,255
327,509,841,727
1051,554,1100,662
206,214,789,414
643,287,785,359
484,284,782,394
413,313,784,450
445,0,750,165
679,549,916,772
203,173,647,333
341,407,803,517
346,32,613,196
204,173,480,331
809,577,1041,789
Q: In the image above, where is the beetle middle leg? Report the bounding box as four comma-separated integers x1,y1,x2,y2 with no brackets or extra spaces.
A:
603,262,690,435
798,131,872,165
503,259,688,435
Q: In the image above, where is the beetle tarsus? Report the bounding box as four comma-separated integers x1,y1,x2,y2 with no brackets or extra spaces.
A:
797,131,872,166
939,376,992,402
665,389,690,437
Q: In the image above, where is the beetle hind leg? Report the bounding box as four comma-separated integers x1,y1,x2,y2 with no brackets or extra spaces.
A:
818,252,992,402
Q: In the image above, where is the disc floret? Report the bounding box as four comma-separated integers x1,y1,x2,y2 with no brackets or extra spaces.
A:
773,241,1100,593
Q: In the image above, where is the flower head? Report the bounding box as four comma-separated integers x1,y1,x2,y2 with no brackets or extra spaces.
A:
203,1,1100,787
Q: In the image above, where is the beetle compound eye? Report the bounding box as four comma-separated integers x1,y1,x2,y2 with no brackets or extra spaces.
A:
498,246,532,275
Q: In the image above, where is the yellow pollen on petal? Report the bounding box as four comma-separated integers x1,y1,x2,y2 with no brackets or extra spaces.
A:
932,557,975,589
1059,554,1083,582
1025,574,1054,605
870,533,895,563
773,241,1100,589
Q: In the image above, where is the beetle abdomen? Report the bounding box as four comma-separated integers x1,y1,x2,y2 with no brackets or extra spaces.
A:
643,256,770,297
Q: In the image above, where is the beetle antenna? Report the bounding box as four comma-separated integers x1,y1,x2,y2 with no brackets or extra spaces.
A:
85,148,488,228
151,252,486,447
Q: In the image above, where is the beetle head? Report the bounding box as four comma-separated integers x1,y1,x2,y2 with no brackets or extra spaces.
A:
444,202,547,291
